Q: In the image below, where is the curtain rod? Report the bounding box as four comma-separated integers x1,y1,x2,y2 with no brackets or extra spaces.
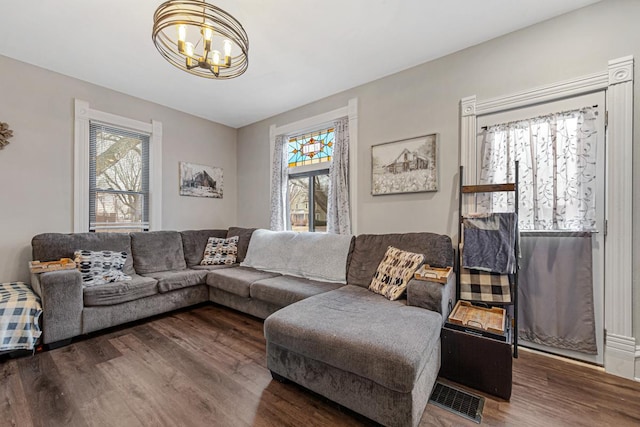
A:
479,104,598,131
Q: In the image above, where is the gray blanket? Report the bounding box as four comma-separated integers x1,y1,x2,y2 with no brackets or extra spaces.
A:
462,212,517,274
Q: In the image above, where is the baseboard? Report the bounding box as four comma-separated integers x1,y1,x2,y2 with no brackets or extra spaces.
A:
635,345,640,382
605,333,636,379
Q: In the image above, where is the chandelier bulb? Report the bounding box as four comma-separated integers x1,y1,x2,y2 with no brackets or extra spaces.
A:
185,42,195,57
203,27,213,41
212,50,221,66
223,39,232,57
178,25,186,42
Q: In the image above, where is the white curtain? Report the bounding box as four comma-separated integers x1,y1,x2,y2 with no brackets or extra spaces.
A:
327,117,351,234
479,107,598,231
270,135,287,231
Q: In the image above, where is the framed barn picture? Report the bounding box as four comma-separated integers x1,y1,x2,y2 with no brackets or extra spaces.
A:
179,161,223,198
371,134,438,195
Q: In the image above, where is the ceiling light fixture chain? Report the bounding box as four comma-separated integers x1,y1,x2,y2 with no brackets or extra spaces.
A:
152,0,249,79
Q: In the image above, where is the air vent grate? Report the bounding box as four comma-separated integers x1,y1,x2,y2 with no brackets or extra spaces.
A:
429,381,484,424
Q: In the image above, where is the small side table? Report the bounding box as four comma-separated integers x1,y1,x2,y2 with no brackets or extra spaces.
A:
439,325,513,400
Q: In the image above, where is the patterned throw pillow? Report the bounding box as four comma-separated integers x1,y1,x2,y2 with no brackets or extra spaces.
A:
201,236,239,265
369,246,425,301
74,250,132,286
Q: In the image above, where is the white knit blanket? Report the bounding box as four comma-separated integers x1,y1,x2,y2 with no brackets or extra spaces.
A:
241,229,353,283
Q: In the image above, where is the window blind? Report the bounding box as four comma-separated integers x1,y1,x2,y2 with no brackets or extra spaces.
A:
89,121,150,232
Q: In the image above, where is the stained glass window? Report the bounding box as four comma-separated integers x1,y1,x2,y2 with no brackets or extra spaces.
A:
288,128,334,168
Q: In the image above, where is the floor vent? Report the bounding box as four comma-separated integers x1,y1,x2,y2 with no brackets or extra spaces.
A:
429,381,484,424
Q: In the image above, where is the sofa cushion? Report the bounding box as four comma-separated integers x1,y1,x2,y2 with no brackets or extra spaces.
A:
74,250,131,286
347,233,453,288
226,227,256,263
131,231,187,274
369,246,425,301
264,285,442,394
142,269,208,293
241,229,353,284
180,229,228,267
201,236,239,265
206,266,280,298
250,275,344,307
83,275,158,306
32,232,135,275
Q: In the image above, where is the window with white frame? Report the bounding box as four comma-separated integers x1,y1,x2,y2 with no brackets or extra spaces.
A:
74,99,162,233
89,122,150,232
270,98,357,235
287,127,334,232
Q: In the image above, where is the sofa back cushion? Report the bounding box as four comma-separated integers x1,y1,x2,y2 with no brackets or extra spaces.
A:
226,227,256,262
32,232,135,275
131,231,187,274
180,229,228,267
241,229,353,284
347,232,453,288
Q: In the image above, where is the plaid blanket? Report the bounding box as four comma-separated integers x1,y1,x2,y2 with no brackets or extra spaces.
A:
459,268,512,303
0,282,42,351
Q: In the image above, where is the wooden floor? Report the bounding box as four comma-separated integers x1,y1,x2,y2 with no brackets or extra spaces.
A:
2,304,640,427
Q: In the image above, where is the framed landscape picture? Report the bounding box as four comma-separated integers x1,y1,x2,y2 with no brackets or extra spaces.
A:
179,162,223,198
371,134,438,195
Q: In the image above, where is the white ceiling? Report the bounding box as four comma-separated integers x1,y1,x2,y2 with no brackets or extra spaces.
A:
0,0,600,128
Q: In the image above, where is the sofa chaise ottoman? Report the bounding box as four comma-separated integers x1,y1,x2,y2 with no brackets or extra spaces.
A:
263,231,454,427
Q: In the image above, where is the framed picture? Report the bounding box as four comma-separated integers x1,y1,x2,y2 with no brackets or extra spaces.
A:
371,134,438,195
179,161,223,198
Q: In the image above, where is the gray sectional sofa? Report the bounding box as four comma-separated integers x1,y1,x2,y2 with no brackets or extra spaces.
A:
30,227,454,427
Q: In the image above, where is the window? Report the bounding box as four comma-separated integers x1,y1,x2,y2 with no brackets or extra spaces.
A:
74,99,162,233
288,127,334,167
89,123,150,232
269,98,357,234
287,127,334,231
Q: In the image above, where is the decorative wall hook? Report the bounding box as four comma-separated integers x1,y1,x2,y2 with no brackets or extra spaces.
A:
0,122,13,149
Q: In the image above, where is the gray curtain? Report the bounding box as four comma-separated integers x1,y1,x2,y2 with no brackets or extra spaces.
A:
270,135,287,231
327,117,351,234
518,232,597,354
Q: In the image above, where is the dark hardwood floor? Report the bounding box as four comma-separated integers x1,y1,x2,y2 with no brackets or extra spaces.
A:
2,304,640,426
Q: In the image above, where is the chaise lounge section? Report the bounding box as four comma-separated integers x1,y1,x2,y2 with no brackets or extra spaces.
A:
264,231,454,427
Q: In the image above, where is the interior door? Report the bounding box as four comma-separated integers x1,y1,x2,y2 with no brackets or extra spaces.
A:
477,91,606,365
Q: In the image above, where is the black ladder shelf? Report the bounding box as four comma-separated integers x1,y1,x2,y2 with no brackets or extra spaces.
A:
457,162,519,358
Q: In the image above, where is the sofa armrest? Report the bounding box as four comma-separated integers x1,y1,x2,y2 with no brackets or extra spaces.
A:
33,270,83,344
407,273,456,321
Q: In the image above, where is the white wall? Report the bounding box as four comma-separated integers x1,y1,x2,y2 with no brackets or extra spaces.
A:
236,1,640,340
0,55,237,283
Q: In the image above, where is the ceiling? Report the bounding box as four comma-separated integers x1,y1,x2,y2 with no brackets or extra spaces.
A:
0,0,600,128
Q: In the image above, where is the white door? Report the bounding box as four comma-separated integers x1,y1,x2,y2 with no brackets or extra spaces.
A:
477,91,606,365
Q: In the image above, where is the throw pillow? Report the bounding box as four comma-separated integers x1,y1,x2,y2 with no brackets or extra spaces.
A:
369,246,425,301
74,250,132,286
201,236,239,265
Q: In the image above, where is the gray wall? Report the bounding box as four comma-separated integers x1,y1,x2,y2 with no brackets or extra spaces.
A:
236,0,640,333
0,55,237,283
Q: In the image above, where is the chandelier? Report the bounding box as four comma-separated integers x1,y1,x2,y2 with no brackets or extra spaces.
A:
152,0,249,79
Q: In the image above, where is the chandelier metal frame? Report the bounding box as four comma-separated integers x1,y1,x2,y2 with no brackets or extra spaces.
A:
152,0,249,79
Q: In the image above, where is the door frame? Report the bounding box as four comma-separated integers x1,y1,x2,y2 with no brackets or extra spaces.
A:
459,56,635,379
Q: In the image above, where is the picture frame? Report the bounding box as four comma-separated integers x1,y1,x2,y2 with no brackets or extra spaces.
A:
179,161,223,198
371,134,438,195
